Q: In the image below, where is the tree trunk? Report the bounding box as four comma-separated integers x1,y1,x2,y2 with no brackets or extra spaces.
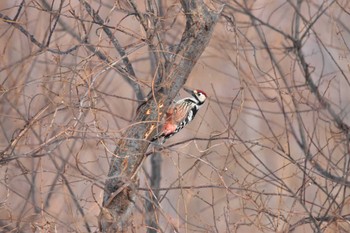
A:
99,1,223,232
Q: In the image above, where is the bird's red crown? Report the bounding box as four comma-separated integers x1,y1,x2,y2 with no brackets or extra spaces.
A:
195,89,207,97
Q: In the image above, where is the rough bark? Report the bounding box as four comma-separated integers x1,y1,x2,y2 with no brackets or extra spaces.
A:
99,1,223,232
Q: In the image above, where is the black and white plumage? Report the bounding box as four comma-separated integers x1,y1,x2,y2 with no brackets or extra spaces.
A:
152,89,207,143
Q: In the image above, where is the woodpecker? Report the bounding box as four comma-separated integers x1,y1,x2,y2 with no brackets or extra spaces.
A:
152,89,207,143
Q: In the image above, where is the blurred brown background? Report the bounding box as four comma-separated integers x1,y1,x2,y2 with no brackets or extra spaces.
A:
1,0,350,232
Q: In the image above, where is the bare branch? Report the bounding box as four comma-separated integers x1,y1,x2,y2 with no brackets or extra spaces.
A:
79,0,144,101
0,12,81,54
99,1,223,231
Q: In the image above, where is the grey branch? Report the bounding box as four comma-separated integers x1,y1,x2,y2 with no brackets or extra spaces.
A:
99,1,223,232
79,0,144,101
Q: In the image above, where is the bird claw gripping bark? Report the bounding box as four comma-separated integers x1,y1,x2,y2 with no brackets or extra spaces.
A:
151,89,207,144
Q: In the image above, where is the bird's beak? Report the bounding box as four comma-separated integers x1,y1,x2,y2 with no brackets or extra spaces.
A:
183,87,194,94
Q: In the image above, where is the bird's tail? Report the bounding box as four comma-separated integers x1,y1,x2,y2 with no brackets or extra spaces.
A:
151,132,165,144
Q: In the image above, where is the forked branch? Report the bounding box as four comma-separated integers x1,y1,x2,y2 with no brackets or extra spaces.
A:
99,1,223,232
